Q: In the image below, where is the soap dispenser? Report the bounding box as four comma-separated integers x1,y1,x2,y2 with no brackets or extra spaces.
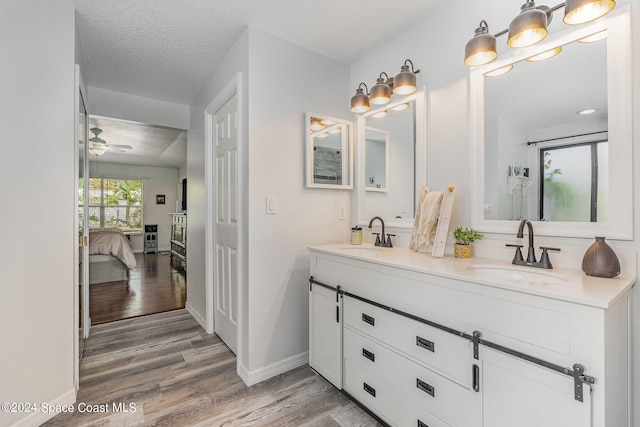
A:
351,226,362,245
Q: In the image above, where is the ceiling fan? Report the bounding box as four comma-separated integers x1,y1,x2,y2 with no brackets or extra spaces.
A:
89,127,133,156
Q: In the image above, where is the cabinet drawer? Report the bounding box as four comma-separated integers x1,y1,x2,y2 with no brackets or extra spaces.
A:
344,295,472,386
344,359,452,427
344,327,479,427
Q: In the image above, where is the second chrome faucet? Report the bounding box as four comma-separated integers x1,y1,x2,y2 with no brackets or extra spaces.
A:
506,219,560,269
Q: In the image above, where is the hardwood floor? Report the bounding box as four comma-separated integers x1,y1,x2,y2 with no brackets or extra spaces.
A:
45,310,380,427
89,252,186,324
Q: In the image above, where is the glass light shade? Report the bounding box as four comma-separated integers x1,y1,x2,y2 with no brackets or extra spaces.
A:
370,78,392,105
564,0,615,24
508,3,549,48
526,47,562,62
464,23,497,66
89,143,109,156
351,88,370,113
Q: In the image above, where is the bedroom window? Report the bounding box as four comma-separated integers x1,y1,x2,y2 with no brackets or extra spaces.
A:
82,178,143,232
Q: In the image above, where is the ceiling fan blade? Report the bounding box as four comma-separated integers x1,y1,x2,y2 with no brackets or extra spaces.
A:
109,144,133,150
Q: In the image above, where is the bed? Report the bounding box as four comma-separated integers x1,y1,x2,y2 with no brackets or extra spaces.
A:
88,228,137,284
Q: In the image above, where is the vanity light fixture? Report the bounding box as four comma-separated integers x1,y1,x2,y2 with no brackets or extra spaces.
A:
508,1,553,48
464,20,498,66
464,0,613,66
393,59,420,95
484,64,513,77
351,82,371,113
370,72,393,105
564,0,615,24
526,46,562,61
578,30,607,42
310,117,325,131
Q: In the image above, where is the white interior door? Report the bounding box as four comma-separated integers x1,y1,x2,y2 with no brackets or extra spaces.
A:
213,94,238,354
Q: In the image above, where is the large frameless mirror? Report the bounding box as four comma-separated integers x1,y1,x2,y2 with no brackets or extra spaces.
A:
470,9,632,239
305,113,353,189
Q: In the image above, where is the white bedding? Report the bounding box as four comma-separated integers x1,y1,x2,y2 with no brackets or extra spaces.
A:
89,228,137,269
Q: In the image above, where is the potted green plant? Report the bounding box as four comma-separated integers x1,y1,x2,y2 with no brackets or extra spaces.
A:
452,227,483,258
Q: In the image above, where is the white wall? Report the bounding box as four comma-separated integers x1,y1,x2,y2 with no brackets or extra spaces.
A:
87,87,189,130
351,0,639,424
88,162,180,251
245,28,351,377
0,1,77,426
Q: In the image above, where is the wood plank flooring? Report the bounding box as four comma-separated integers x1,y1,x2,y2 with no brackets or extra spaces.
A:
45,310,379,427
89,252,186,324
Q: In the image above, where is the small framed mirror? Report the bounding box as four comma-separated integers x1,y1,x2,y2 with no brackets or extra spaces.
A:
365,127,389,192
305,113,353,189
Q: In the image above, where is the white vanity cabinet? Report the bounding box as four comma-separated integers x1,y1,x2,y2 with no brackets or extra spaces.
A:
308,245,634,427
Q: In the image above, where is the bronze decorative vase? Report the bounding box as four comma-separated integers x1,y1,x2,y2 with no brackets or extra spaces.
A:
581,237,620,278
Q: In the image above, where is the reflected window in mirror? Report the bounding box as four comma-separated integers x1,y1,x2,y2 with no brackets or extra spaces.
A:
305,113,353,189
470,8,633,239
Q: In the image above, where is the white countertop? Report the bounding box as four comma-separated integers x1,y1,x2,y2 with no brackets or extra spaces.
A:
308,244,636,309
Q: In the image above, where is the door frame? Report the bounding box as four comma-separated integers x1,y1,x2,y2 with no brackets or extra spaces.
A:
73,64,90,392
204,73,244,370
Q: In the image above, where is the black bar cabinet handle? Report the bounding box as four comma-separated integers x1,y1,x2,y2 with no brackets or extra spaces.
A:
416,378,435,397
362,313,375,326
416,336,435,352
363,382,376,397
362,348,375,362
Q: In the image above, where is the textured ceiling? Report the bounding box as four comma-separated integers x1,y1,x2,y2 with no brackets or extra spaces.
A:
74,0,443,105
88,116,187,169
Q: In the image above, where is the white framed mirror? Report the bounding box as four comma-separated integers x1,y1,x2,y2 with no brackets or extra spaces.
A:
305,112,353,189
356,89,427,228
470,7,632,239
365,127,389,192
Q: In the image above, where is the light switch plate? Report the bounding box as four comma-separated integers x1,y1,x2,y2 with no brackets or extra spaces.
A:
266,196,276,214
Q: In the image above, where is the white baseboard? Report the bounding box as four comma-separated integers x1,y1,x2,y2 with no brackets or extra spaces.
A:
186,301,206,330
239,351,309,387
10,388,76,427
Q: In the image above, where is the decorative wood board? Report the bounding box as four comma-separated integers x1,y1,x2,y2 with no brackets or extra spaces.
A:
432,182,456,257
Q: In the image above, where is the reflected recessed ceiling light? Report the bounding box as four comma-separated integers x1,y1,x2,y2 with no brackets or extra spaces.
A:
391,103,410,112
315,133,330,138
526,47,562,62
327,127,342,134
370,110,388,119
484,64,513,77
578,30,607,43
577,108,598,115
322,119,336,126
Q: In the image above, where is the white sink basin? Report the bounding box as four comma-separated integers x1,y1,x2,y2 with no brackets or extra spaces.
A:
467,264,568,284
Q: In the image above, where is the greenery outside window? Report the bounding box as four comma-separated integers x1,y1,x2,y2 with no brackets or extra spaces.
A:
540,140,608,222
79,178,143,232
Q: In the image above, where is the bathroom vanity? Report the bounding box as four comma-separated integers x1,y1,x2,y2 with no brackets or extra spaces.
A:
308,244,634,427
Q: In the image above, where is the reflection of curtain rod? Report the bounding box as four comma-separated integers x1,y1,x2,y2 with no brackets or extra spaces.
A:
527,130,607,146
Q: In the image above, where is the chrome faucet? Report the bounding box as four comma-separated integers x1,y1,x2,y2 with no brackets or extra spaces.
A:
368,216,394,247
506,219,560,269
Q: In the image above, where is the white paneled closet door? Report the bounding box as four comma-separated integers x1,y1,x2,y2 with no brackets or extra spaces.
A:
213,94,238,354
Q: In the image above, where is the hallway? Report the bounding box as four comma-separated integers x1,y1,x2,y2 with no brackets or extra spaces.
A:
45,310,378,426
89,252,186,324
